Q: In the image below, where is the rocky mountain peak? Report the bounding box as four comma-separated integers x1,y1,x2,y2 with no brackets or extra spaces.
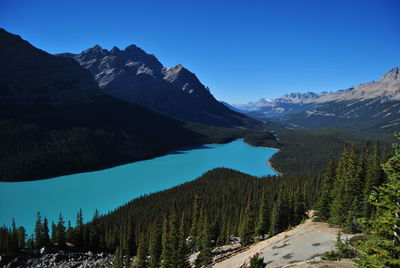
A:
83,44,107,55
162,64,211,96
110,46,121,55
124,44,145,55
55,42,259,127
382,67,399,81
78,45,109,63
277,92,321,103
121,44,163,70
163,64,186,81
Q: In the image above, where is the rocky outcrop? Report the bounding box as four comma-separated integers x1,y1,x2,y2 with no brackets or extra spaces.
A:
1,250,113,268
58,45,260,128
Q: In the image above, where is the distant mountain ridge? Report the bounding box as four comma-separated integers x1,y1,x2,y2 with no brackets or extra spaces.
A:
233,67,400,132
58,45,260,128
237,67,399,111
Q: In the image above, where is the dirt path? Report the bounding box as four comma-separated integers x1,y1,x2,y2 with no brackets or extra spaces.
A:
213,219,355,268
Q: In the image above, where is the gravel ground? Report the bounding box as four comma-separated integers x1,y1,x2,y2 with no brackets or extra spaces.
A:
213,219,355,268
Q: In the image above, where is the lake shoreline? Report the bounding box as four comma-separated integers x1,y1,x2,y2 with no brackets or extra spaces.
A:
0,139,278,234
1,138,241,183
267,158,281,176
241,139,281,176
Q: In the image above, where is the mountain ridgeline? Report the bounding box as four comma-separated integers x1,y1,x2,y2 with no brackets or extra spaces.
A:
0,28,260,181
57,45,260,128
234,68,400,133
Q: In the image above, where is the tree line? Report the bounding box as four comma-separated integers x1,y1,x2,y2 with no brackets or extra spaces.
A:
315,141,387,232
315,136,399,267
2,133,398,267
1,168,319,266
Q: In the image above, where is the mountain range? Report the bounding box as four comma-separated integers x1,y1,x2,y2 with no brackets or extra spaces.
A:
0,28,213,181
57,45,259,128
233,67,400,133
1,26,398,181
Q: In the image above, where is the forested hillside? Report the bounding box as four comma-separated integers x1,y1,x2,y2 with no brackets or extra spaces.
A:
1,127,398,267
1,168,320,265
245,127,394,174
314,135,399,267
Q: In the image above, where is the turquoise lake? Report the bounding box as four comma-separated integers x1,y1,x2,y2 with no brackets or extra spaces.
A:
0,139,278,234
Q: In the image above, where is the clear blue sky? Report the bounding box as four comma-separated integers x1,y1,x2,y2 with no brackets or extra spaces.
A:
1,0,399,103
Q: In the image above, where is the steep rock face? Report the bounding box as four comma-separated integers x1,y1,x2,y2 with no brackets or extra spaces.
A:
0,29,101,107
58,45,260,128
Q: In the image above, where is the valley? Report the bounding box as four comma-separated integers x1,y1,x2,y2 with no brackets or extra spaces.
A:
0,139,278,235
232,67,400,133
0,3,399,266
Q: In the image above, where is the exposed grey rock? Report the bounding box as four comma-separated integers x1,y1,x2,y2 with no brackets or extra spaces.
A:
231,67,400,132
58,44,260,128
1,251,113,268
235,67,400,115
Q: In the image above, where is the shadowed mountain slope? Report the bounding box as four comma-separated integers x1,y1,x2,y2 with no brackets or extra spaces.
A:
0,28,213,181
58,45,261,128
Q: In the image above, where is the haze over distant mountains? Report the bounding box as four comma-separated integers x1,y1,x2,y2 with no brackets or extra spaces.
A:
57,45,259,128
232,67,400,133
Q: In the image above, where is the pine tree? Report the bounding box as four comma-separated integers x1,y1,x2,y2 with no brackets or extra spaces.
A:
352,143,370,221
329,146,350,225
189,195,201,250
356,133,400,267
342,145,364,232
293,189,306,225
248,253,266,268
216,219,227,246
66,220,74,245
113,246,124,268
27,234,34,249
134,233,147,268
9,219,18,252
89,209,101,250
148,222,162,268
177,215,190,268
126,215,136,256
255,192,269,237
75,208,84,249
34,212,43,248
195,210,211,267
239,198,254,245
56,213,66,248
363,141,385,218
160,218,172,268
315,158,336,221
287,191,295,227
41,217,50,246
270,190,288,235
17,226,25,249
51,222,56,244
169,205,180,267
